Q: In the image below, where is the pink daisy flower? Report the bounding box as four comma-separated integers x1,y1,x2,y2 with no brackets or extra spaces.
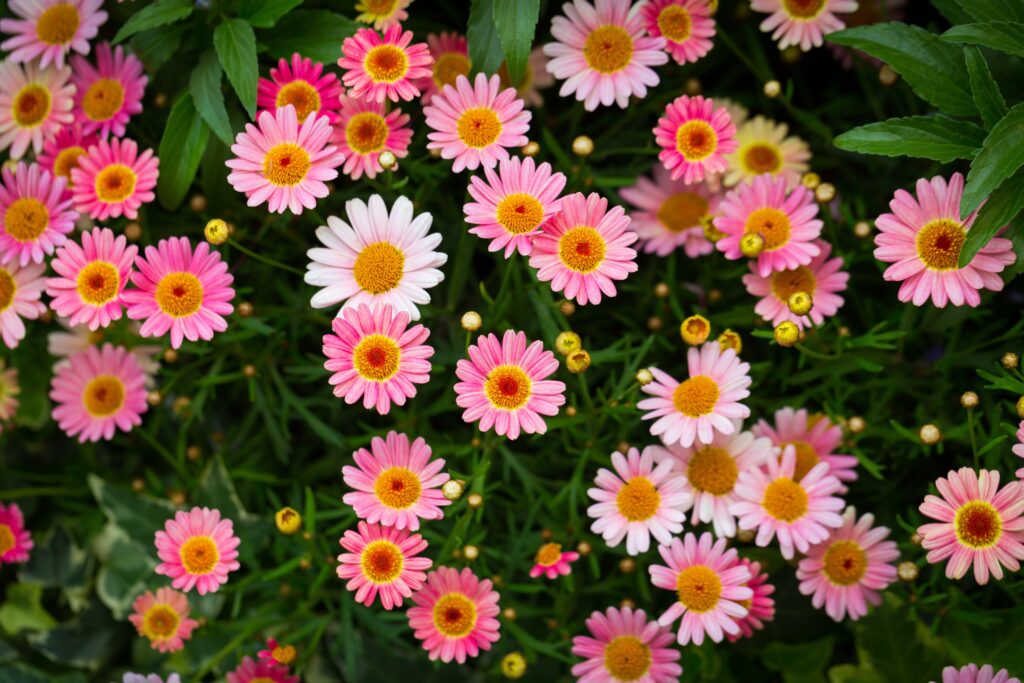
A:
715,173,823,277
128,587,199,653
257,53,342,125
71,42,146,139
934,665,1020,683
337,521,432,610
339,24,433,103
71,137,159,220
654,95,737,184
640,0,716,65
154,507,241,595
0,360,19,433
543,0,668,111
619,163,718,258
751,0,858,51
0,60,74,160
342,431,451,531
730,446,846,559
797,507,899,622
50,343,148,442
752,407,859,488
464,156,567,257
1013,420,1024,479
586,446,692,556
322,302,433,415
46,227,136,330
37,123,97,187
638,343,752,448
424,73,531,173
528,192,638,305
123,236,235,349
0,501,33,564
530,543,580,579
917,467,1024,585
419,32,470,104
649,531,753,645
873,172,1016,308
454,329,566,440
332,95,412,180
571,606,682,683
0,162,77,266
257,639,296,666
407,566,501,664
0,0,107,69
123,675,181,683
728,558,775,640
226,657,297,683
743,239,848,330
725,116,811,190
650,421,775,538
0,259,45,349
354,0,414,30
226,105,343,215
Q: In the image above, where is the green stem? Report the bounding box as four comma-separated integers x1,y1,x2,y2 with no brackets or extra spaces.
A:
968,410,979,469
228,238,304,276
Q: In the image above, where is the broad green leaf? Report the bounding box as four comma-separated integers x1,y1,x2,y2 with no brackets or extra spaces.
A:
157,94,211,211
194,454,250,520
129,23,186,72
829,665,883,683
828,23,976,117
88,474,177,543
19,527,90,593
964,46,1007,129
955,0,1024,22
214,18,259,118
0,584,56,635
961,102,1024,215
239,0,305,28
26,600,119,671
942,605,1024,674
468,0,506,76
958,167,1024,266
932,0,973,24
92,524,157,619
190,50,234,146
764,638,833,676
113,0,193,44
834,115,985,162
943,22,1024,58
0,665,86,683
851,596,939,683
260,10,358,64
493,0,540,86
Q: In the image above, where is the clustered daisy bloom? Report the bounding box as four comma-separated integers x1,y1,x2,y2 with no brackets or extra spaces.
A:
571,606,682,682
639,0,717,65
129,587,199,653
333,95,412,180
751,0,858,51
154,507,241,595
71,41,146,139
257,52,342,125
933,665,1020,683
0,161,76,266
339,24,433,103
530,542,580,579
725,115,811,189
620,163,718,258
0,259,46,349
654,94,737,184
0,501,33,564
71,136,159,220
407,566,500,664
0,0,107,69
46,227,137,330
418,32,470,103
354,0,414,31
226,657,297,683
743,239,849,330
730,558,775,640
336,520,432,609
0,60,75,159
753,407,858,486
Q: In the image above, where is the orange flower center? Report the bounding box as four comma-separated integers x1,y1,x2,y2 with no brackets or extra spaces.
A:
558,226,606,273
82,78,125,122
352,333,401,382
362,0,398,15
0,523,15,555
360,539,405,583
783,0,826,19
373,467,422,509
83,375,125,417
822,539,868,586
433,51,471,89
583,25,634,74
76,261,120,305
762,478,808,522
676,564,722,612
782,440,820,481
742,143,782,175
142,603,180,640
432,593,477,638
657,5,692,42
954,500,1002,548
770,266,817,302
484,364,532,410
0,269,15,312
53,145,87,180
262,143,311,187
671,375,719,417
535,542,563,566
36,3,80,45
658,191,709,233
155,272,203,318
687,446,739,495
496,192,545,235
94,164,137,203
4,198,50,243
456,107,502,149
13,84,51,127
179,535,219,574
616,476,661,521
603,635,651,681
744,207,791,251
365,45,409,83
345,111,390,155
916,218,965,271
276,80,321,122
353,241,404,294
675,120,718,161
272,645,296,665
681,316,710,345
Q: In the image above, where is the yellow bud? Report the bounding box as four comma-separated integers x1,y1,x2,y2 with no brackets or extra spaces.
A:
189,194,207,212
685,78,701,95
146,391,163,407
461,311,482,332
1001,352,1019,369
635,368,654,385
204,219,230,245
897,561,918,582
847,416,866,434
521,141,540,157
442,479,464,501
619,557,636,574
815,182,836,203
275,507,302,535
243,364,257,378
572,135,594,157
774,321,800,347
960,391,979,410
653,282,670,298
853,221,872,238
740,232,765,257
502,652,527,679
647,316,663,331
559,300,576,317
467,492,484,509
717,329,742,354
879,65,899,86
801,172,821,190
566,349,591,373
1017,396,1024,418
502,607,518,621
154,92,168,108
763,79,781,98
555,331,582,355
576,540,592,556
919,424,941,445
124,222,142,241
787,291,813,316
565,405,578,417
702,216,726,242
378,150,398,171
463,544,480,561
680,315,711,346
237,301,254,318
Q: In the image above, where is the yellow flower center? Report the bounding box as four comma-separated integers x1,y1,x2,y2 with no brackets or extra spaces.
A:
262,143,311,187
954,500,1002,548
821,539,868,586
155,272,204,318
141,604,180,640
0,523,15,555
675,120,718,162
782,440,820,482
82,79,125,123
676,564,722,613
741,143,782,175
373,467,422,509
0,268,15,312
583,25,634,74
658,191,709,233
433,51,471,89
770,266,817,303
744,207,791,251
4,198,50,243
345,111,390,155
433,593,477,638
681,316,710,345
484,364,532,411
535,542,563,566
360,539,405,583
179,536,220,574
671,375,719,417
36,3,80,45
13,84,51,127
496,192,545,235
272,645,296,665
276,80,321,122
762,478,808,522
365,44,409,83
362,0,398,15
558,226,607,273
76,261,120,305
53,145,87,180
915,218,965,271
603,636,651,681
616,476,661,521
657,5,692,42
94,164,137,203
782,0,826,19
687,446,739,495
352,333,401,382
456,107,502,149
353,241,404,294
83,375,125,417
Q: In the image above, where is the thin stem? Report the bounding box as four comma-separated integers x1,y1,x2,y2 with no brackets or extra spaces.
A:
968,409,979,469
228,238,304,276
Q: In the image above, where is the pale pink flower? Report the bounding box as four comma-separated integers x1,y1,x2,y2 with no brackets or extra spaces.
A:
620,163,718,258
728,558,775,640
355,0,413,30
530,543,580,579
407,566,501,663
128,587,199,653
751,0,858,51
226,657,297,683
0,60,74,160
934,665,1020,683
71,137,159,220
571,606,682,683
336,521,432,610
154,507,241,595
332,95,412,180
46,227,136,330
743,239,848,330
0,0,107,69
640,0,716,65
418,32,470,104
0,259,45,349
257,52,342,125
725,116,811,189
37,123,97,186
339,24,433,103
654,95,737,184
0,162,76,266
0,502,33,564
71,42,146,139
1013,420,1024,479
752,407,859,488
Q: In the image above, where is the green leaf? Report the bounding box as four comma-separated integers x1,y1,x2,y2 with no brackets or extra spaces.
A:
260,10,358,64
239,0,305,28
113,0,193,44
157,93,211,211
26,599,119,671
214,18,259,118
961,102,1024,215
834,115,985,162
129,23,186,72
828,23,976,117
764,638,833,677
955,0,1024,23
851,595,939,683
0,584,56,635
942,605,1024,674
943,22,1024,58
964,46,1007,129
18,527,90,593
493,0,540,86
92,524,157,619
0,665,86,683
194,454,250,521
190,50,234,146
829,665,883,683
958,167,1024,266
88,474,177,543
468,0,506,76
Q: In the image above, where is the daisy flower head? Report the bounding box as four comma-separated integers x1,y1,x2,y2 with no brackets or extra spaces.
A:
586,446,692,555
155,507,241,595
498,47,555,108
0,259,47,349
743,239,848,331
0,161,77,266
226,657,297,683
226,104,343,215
543,0,668,111
123,676,181,683
638,342,752,448
355,0,413,30
123,236,235,349
339,24,433,103
342,431,450,531
37,123,97,186
640,0,716,65
258,639,296,666
49,343,148,442
752,407,859,487
128,587,199,653
528,192,638,305
729,445,845,559
1014,420,1024,479
71,137,158,220
530,543,580,579
729,558,775,640
464,155,567,257
934,665,1020,683
649,531,752,645
322,302,433,415
305,195,446,322
332,94,412,180
424,73,531,173
917,467,1024,585
619,163,718,258
874,172,1015,308
71,42,146,139
337,521,432,610
0,60,74,159
257,53,342,125
419,32,470,104
454,329,566,440
655,95,736,186
407,566,501,664
571,605,682,683
651,421,775,538
0,0,107,69
0,502,33,564
724,116,811,189
0,360,19,432
714,173,823,277
46,226,137,330
752,0,858,51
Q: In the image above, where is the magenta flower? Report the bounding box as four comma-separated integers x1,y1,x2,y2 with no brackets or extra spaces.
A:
529,543,580,579
154,507,241,595
655,94,737,184
257,52,342,125
71,41,147,139
0,501,33,564
407,567,501,664
70,137,159,220
339,24,433,103
337,521,432,610
0,161,77,266
571,606,682,682
46,227,137,330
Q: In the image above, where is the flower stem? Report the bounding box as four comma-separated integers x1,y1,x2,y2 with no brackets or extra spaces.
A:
228,238,304,276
